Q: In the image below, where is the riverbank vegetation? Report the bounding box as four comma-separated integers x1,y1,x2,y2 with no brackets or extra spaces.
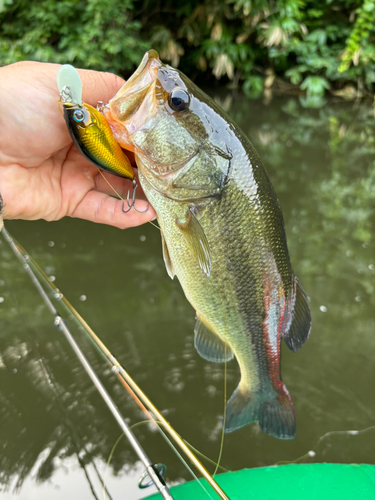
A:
0,0,375,99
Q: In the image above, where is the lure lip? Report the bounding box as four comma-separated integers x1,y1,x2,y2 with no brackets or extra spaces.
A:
57,64,83,105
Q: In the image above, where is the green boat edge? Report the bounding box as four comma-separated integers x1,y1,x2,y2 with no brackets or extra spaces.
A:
145,463,375,500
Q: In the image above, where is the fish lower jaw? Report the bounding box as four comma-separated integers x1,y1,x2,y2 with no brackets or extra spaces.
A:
135,150,199,178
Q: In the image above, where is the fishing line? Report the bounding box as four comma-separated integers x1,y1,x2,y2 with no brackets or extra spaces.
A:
105,370,216,499
1,226,174,500
99,357,214,499
103,433,124,500
2,227,230,500
95,170,222,489
147,219,161,231
103,420,228,498
23,349,110,500
97,168,160,231
129,420,229,473
213,350,227,477
275,424,375,465
38,356,115,500
183,442,228,473
97,168,125,202
196,349,229,500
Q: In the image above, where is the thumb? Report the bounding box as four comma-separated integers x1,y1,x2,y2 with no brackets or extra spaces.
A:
77,69,126,107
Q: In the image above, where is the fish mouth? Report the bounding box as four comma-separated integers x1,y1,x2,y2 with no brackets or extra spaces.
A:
136,149,200,177
118,50,160,95
105,50,198,172
103,50,162,159
108,50,161,124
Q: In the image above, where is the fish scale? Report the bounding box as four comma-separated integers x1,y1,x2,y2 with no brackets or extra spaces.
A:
141,168,290,433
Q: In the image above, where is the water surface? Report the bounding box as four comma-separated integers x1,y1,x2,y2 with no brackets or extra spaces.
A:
0,94,374,499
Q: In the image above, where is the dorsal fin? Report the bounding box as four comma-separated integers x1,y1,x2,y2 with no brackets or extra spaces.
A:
194,316,234,363
283,279,311,352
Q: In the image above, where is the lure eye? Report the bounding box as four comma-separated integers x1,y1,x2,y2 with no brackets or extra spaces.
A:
73,109,85,122
167,88,190,113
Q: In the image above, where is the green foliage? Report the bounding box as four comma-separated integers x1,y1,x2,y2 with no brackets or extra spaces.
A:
339,0,375,73
300,76,330,97
0,0,149,73
1,0,375,97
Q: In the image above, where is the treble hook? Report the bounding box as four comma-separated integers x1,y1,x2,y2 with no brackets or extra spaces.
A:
122,179,149,214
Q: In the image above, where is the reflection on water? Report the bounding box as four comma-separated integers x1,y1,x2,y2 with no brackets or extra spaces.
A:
0,95,374,499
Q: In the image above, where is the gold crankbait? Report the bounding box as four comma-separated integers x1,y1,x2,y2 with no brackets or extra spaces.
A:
57,65,147,213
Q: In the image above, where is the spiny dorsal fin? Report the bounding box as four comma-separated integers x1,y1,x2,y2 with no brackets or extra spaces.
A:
176,208,211,277
283,279,311,352
194,316,234,363
160,231,175,279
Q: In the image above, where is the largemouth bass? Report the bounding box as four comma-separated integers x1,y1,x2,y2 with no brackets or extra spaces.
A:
104,50,311,439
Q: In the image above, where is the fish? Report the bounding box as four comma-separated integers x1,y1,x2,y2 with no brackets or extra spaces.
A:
103,50,312,439
57,64,134,180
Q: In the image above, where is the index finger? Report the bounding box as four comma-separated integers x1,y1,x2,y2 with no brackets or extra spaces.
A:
71,190,156,230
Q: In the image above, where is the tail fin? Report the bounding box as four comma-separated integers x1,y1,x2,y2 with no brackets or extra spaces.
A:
224,383,296,440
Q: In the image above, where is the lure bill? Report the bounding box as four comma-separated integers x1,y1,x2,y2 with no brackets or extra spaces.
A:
57,64,134,181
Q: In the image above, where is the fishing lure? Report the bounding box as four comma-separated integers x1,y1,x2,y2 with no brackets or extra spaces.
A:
57,65,147,213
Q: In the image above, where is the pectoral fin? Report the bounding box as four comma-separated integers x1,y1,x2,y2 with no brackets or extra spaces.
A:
161,231,175,279
176,208,211,277
194,316,233,363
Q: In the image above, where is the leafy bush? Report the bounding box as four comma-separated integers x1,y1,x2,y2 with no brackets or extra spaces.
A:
0,0,148,73
1,0,375,97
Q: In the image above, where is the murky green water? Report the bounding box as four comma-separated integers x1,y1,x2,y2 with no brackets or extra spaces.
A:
0,94,374,499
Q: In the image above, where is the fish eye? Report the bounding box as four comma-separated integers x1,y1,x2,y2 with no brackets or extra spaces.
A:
73,109,85,122
167,88,190,113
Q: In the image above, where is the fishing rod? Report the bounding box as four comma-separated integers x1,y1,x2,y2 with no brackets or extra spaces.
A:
1,224,231,500
1,224,173,500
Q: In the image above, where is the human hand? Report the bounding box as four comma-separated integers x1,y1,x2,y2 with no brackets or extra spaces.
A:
0,61,156,228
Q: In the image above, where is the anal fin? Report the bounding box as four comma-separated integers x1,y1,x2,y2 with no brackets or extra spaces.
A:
283,278,311,352
176,208,211,277
194,316,233,363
